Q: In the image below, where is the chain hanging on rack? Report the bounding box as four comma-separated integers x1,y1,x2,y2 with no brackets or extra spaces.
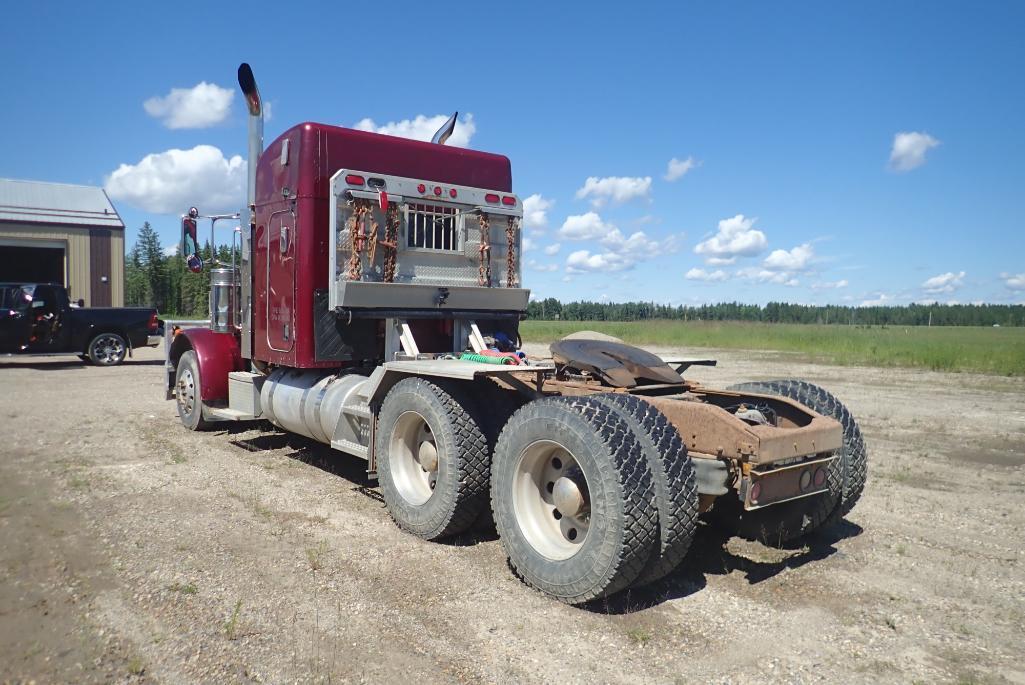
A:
367,211,380,267
478,212,492,287
381,204,399,283
346,199,371,281
505,215,519,288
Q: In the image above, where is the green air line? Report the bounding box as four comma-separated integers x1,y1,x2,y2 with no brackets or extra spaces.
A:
459,352,515,365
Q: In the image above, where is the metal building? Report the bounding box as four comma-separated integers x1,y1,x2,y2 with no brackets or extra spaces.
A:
0,178,125,306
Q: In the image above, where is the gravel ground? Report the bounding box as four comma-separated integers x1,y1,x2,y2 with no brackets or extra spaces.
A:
1,344,1024,684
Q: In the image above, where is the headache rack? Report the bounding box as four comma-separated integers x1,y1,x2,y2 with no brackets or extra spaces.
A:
327,169,530,315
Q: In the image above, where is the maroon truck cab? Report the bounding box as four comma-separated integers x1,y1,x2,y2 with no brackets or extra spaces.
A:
251,122,512,369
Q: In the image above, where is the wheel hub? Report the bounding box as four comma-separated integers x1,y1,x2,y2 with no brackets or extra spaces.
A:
389,411,439,506
418,439,439,472
552,469,588,517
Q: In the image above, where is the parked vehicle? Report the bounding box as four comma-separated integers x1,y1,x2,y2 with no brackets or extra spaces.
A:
165,64,868,604
0,283,160,365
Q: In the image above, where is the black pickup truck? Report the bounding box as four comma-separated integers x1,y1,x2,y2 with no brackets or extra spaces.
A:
0,283,161,366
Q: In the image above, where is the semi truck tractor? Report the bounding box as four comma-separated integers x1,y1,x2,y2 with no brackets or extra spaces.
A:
166,63,867,604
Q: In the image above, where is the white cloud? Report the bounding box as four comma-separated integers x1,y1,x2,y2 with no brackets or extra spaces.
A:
685,267,728,282
105,145,245,214
1001,272,1025,291
889,131,940,172
737,267,800,287
526,259,559,272
694,214,768,264
354,113,476,147
522,236,537,252
860,293,892,307
600,228,679,259
566,249,634,273
558,212,616,241
922,271,965,294
664,156,699,182
162,243,178,257
143,82,234,129
575,176,652,207
811,279,849,290
543,243,561,256
763,243,815,271
522,194,553,230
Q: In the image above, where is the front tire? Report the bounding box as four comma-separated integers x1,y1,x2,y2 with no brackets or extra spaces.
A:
175,351,210,431
87,332,127,366
491,396,657,604
375,377,490,540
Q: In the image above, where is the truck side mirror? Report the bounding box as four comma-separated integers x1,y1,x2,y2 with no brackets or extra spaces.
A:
181,212,202,273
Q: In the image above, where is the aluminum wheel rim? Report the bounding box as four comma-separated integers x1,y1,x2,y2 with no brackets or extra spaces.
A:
513,439,590,561
93,334,125,364
177,368,197,417
389,410,439,506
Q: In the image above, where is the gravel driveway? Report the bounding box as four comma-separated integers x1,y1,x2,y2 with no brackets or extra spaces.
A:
2,345,1023,684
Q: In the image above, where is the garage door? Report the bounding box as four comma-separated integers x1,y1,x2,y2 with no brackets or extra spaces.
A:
0,244,66,285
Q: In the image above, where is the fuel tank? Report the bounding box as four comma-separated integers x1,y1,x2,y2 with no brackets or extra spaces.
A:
260,367,369,446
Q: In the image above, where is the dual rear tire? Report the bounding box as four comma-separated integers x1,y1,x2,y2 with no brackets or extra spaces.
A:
376,386,700,604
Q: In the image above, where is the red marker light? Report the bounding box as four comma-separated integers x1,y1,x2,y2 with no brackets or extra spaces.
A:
417,183,426,193
484,193,500,203
501,196,516,206
433,186,443,196
449,188,458,198
345,174,365,186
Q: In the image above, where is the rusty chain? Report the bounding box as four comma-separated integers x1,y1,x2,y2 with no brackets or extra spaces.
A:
381,204,399,283
506,215,519,288
478,212,492,286
346,199,372,281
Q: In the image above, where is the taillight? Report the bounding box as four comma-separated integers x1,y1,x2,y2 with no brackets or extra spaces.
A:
417,183,426,193
484,193,500,203
433,186,443,196
148,312,159,334
750,481,762,503
345,174,365,186
501,195,516,206
449,188,458,198
814,468,826,487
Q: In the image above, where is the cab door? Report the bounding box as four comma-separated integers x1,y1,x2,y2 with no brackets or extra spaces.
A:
265,207,295,352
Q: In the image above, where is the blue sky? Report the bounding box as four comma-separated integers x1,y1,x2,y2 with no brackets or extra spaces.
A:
2,2,1023,305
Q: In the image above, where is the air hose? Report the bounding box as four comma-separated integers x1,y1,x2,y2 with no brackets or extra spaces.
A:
459,352,516,365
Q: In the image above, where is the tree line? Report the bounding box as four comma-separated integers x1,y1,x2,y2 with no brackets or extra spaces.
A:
124,223,1023,326
124,222,228,318
527,298,1024,327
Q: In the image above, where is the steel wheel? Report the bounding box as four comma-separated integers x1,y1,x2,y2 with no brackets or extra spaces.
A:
174,350,209,431
389,410,440,506
177,367,198,417
88,332,127,366
513,440,590,560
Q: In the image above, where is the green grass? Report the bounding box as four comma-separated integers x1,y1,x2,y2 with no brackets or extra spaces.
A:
520,320,1025,376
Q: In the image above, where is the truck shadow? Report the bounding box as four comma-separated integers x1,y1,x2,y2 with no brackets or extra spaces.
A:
226,425,383,503
0,357,163,370
582,519,863,615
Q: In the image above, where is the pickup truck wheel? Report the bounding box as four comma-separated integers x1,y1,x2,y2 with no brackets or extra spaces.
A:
376,378,489,540
175,351,210,431
87,332,127,366
491,397,657,604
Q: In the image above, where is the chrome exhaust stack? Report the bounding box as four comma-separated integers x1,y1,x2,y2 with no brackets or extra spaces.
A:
237,63,263,216
236,63,262,359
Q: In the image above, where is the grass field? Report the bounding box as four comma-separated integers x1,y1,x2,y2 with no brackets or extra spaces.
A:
520,320,1025,376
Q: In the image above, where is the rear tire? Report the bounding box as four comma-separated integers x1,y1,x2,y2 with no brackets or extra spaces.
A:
491,396,657,604
87,332,127,366
592,394,698,585
376,377,490,540
721,379,866,544
175,350,210,431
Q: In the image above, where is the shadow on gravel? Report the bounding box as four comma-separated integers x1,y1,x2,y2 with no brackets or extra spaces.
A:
0,357,164,370
227,426,382,502
582,519,863,615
